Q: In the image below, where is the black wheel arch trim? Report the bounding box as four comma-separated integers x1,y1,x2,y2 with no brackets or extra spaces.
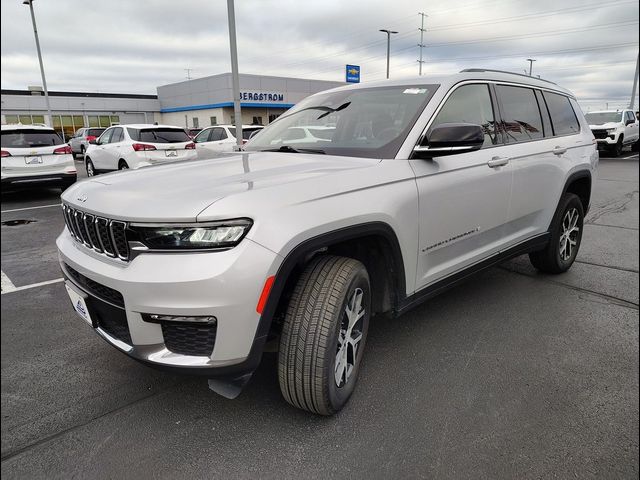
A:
256,222,407,339
561,169,592,213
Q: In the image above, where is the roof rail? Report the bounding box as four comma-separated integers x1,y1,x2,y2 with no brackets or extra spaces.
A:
460,68,557,85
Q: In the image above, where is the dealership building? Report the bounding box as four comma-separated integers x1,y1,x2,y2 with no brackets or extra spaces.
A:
1,73,344,140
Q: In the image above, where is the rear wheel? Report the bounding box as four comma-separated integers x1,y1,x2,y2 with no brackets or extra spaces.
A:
118,160,129,170
86,158,96,177
278,255,370,415
529,193,584,274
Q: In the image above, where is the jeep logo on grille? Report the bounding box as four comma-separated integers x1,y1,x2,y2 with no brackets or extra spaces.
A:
77,194,88,203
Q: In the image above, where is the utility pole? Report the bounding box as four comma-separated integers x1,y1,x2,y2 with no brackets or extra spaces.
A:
184,68,193,80
630,52,639,109
23,0,52,128
379,29,398,79
227,0,243,148
526,58,536,76
418,12,427,75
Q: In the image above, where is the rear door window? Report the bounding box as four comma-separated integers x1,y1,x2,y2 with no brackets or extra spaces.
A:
495,85,544,143
210,128,227,141
110,127,124,143
1,129,64,148
132,128,191,143
543,92,580,136
430,83,498,147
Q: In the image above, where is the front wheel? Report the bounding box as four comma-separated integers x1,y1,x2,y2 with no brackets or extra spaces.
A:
529,193,584,274
86,158,96,177
278,255,370,415
611,137,624,157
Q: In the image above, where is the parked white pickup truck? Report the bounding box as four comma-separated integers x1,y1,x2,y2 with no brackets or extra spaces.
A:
585,109,639,156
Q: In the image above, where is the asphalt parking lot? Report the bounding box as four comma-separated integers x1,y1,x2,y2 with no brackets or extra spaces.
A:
1,153,638,479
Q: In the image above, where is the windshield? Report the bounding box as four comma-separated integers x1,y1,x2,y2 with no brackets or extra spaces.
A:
585,112,623,124
245,85,438,158
128,128,191,143
1,129,64,148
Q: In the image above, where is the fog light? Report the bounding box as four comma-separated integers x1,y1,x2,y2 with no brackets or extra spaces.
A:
143,314,217,324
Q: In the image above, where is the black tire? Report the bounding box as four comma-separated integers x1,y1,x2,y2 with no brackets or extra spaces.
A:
611,137,623,157
632,140,639,153
86,158,96,177
529,193,584,274
80,145,86,157
118,160,129,170
278,255,371,415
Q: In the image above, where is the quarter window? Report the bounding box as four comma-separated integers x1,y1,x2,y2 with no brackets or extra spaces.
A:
543,92,580,136
495,85,544,143
430,84,497,147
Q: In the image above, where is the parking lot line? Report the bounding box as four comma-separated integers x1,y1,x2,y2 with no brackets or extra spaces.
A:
1,270,16,293
0,272,64,295
1,203,61,214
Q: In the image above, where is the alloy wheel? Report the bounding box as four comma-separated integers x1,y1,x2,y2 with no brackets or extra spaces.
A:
335,287,365,387
559,207,580,262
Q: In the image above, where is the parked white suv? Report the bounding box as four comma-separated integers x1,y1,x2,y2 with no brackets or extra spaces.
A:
84,124,196,175
1,124,76,191
57,70,597,415
193,124,264,158
585,109,639,156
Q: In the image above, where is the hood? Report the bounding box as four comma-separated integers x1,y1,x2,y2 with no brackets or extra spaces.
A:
589,122,620,129
61,152,380,222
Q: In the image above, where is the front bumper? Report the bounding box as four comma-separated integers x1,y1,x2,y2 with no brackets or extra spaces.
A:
57,229,280,377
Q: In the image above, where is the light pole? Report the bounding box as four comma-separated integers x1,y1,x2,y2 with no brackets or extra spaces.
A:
526,58,536,77
227,0,243,149
379,29,398,79
23,0,52,127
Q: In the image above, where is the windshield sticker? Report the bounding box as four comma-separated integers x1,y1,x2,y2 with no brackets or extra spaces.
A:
403,88,428,94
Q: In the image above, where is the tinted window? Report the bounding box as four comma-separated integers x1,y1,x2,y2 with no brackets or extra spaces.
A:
430,84,497,147
98,129,113,144
129,128,191,143
242,128,262,140
496,85,544,143
210,128,227,141
194,128,212,143
626,112,635,122
110,127,123,143
87,128,105,137
544,92,580,136
1,129,64,148
245,85,438,158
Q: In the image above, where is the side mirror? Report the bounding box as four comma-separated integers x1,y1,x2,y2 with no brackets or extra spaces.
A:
413,123,485,158
625,118,635,126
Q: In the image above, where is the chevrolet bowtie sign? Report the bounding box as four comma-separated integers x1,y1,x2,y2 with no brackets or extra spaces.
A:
346,65,360,83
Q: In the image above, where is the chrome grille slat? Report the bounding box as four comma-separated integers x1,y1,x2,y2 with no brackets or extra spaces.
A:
62,204,128,261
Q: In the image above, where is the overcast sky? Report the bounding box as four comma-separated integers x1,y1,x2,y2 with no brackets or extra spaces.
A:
1,0,638,110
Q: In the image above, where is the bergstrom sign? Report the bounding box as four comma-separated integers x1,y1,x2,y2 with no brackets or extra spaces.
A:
240,92,285,102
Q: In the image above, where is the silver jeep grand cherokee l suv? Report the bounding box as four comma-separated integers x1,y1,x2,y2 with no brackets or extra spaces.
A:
57,69,597,415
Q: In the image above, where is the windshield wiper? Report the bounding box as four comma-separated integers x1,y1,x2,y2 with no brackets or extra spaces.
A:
261,145,325,154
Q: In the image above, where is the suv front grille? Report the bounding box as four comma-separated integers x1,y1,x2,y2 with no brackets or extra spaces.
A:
161,322,217,356
62,204,130,261
64,263,125,309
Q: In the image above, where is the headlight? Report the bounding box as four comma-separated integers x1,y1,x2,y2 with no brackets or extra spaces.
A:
130,218,252,250
606,128,617,134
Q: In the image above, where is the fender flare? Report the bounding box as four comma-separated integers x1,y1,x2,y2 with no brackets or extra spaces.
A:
256,221,407,339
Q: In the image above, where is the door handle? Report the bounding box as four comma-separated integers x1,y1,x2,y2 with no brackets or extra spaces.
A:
552,146,567,155
487,156,510,168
